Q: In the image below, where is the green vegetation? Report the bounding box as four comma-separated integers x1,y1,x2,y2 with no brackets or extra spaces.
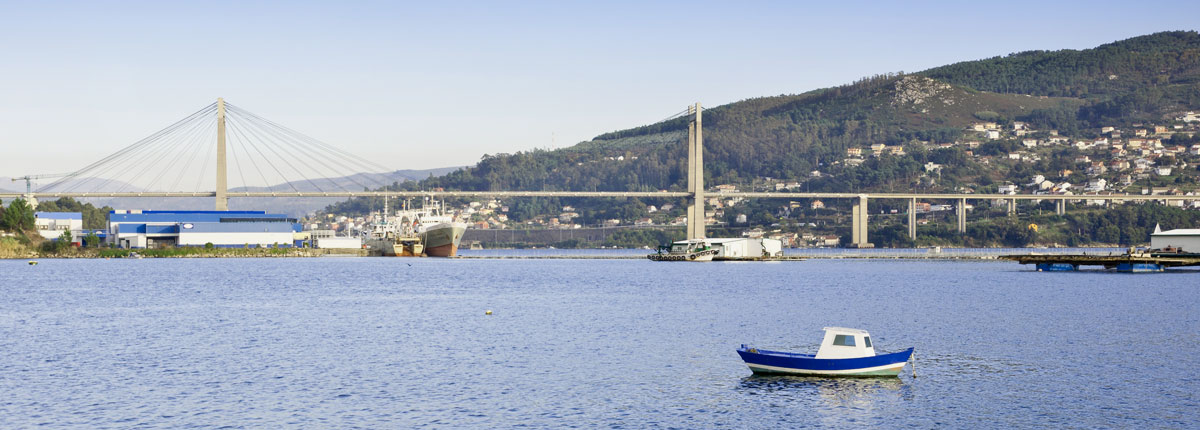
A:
97,247,293,258
33,197,113,230
1,198,36,232
314,32,1200,248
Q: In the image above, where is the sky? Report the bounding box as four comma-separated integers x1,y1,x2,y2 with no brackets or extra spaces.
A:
1,0,1198,184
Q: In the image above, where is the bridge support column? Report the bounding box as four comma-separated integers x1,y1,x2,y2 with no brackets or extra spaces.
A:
1056,200,1066,215
908,198,917,240
957,198,967,233
1008,199,1016,217
850,194,871,247
215,97,228,211
685,103,704,240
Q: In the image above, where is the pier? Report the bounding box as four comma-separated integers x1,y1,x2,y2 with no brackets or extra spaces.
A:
1000,252,1200,272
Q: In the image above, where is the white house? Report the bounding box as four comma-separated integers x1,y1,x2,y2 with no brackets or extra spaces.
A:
1085,179,1107,192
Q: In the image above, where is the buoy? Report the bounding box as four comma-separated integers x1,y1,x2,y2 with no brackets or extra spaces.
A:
485,310,493,315
28,261,38,266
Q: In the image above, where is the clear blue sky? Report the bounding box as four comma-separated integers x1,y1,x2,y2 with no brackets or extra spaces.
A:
1,0,1197,179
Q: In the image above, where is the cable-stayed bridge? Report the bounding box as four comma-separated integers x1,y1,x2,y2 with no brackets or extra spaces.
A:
3,99,1193,247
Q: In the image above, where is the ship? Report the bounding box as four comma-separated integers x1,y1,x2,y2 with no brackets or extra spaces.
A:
362,197,466,257
411,200,468,257
362,210,424,257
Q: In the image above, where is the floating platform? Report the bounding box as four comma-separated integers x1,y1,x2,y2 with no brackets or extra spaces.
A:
1002,252,1200,272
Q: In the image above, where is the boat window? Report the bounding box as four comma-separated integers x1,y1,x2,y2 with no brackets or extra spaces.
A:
832,334,855,346
863,336,872,348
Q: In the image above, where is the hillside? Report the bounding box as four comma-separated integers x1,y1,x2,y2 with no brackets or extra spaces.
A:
322,32,1200,247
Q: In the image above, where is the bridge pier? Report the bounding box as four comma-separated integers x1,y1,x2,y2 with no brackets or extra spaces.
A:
850,194,872,247
957,198,967,233
1008,198,1016,217
908,197,917,240
1055,200,1066,215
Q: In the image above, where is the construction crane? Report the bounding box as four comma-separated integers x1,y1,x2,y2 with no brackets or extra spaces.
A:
10,173,70,194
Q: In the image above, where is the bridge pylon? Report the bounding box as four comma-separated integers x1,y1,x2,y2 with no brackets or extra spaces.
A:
215,97,228,210
686,103,705,240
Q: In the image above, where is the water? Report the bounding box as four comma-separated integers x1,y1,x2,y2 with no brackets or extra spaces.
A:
2,256,1198,428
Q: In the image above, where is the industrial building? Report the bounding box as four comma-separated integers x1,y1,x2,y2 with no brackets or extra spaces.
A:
695,238,784,260
1150,228,1200,253
34,212,82,241
309,229,363,249
107,210,302,249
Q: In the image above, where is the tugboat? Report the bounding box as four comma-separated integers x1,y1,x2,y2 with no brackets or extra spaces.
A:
737,327,914,377
647,239,718,262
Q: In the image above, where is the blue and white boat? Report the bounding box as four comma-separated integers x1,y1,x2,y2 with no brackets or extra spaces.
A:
738,327,914,377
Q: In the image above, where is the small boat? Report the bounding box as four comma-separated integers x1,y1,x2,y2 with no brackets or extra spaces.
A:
738,327,913,377
647,239,718,262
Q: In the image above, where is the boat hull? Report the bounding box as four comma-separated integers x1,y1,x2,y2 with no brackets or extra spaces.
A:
365,237,423,257
421,222,467,257
647,249,718,262
737,347,914,377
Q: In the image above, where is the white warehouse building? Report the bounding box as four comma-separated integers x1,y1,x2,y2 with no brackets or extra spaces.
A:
1150,227,1200,253
107,210,302,249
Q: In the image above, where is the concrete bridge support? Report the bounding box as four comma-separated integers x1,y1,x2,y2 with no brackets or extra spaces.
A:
685,103,705,240
908,197,917,240
850,194,872,247
957,198,967,233
215,97,228,211
1055,200,1066,215
1008,199,1017,217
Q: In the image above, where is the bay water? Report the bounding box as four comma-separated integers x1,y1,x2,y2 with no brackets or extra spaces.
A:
2,255,1197,428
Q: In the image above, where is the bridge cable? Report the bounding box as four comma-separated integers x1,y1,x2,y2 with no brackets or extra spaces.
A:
228,107,378,192
230,109,351,192
226,113,325,192
120,114,215,192
225,104,388,189
62,105,213,193
225,113,280,192
164,116,218,192
226,104,394,175
223,114,301,192
55,104,216,193
42,103,217,192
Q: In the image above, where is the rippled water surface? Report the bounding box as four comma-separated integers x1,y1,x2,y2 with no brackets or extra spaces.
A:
2,256,1198,428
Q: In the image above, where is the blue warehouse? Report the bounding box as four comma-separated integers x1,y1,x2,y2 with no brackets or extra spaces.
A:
108,210,302,249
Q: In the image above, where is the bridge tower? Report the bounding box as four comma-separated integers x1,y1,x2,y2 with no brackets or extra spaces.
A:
215,97,228,210
686,103,705,240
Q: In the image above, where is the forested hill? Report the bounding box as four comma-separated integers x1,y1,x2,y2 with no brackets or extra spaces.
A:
327,31,1200,216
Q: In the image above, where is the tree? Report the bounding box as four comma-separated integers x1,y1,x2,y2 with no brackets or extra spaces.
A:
84,232,101,248
1,198,35,232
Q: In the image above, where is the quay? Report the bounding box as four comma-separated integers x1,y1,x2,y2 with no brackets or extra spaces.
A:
1000,252,1200,272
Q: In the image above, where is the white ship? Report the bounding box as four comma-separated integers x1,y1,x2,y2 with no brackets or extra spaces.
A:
362,197,467,257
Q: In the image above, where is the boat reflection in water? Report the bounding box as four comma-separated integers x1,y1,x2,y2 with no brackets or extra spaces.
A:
738,375,909,414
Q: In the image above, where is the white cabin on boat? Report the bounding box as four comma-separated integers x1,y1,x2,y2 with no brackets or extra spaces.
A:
814,327,876,359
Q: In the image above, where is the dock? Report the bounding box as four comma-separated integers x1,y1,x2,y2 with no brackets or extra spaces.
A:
1000,252,1200,272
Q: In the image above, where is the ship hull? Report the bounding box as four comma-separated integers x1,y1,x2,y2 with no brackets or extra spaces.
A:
365,237,423,257
421,222,467,257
